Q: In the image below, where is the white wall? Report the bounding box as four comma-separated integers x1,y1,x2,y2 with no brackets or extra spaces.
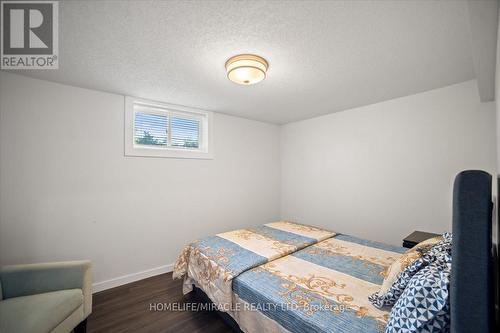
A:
497,8,500,172
1,72,496,288
280,80,496,245
0,72,280,287
493,6,500,264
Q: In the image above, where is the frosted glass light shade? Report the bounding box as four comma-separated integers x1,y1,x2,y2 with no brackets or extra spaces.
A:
225,54,268,85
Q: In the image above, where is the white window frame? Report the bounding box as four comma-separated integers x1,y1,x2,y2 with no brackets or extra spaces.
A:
125,96,214,159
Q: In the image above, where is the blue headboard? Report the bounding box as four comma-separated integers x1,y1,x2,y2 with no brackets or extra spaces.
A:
450,170,493,333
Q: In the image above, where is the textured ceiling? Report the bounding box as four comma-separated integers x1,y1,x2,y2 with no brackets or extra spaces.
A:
11,0,475,124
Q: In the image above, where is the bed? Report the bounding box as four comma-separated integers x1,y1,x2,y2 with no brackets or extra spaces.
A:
174,170,495,333
232,235,406,333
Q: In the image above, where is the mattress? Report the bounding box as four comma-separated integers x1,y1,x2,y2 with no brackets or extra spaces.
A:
232,235,406,333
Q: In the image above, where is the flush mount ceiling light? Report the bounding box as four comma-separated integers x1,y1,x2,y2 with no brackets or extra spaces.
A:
225,54,269,85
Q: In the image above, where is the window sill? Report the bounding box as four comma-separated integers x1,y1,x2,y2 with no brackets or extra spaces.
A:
125,146,214,159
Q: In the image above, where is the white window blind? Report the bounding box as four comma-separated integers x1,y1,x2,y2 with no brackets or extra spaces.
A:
134,110,168,147
125,97,213,159
170,114,201,149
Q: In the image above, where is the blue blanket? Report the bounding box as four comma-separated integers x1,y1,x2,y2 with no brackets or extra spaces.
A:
173,221,335,307
233,235,406,333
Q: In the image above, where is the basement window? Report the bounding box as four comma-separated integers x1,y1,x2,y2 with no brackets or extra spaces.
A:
125,97,213,159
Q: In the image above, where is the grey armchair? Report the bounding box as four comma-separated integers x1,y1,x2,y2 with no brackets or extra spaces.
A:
0,260,92,333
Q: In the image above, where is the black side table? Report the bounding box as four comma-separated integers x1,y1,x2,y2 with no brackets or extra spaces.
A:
402,231,440,248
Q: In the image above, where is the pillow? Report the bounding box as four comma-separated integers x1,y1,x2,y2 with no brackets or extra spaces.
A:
369,233,452,308
369,255,429,308
379,236,443,294
385,252,451,333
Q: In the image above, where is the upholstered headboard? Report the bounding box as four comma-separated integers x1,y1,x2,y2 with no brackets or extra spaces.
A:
450,170,493,333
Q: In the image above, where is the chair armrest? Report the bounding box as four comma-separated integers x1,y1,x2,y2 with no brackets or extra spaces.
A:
0,260,92,317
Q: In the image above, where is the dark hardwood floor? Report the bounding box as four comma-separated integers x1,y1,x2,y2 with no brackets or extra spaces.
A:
87,273,233,333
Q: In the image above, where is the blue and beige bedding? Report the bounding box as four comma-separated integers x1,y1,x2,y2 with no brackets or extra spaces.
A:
371,234,452,333
174,222,451,333
232,235,406,333
173,221,335,307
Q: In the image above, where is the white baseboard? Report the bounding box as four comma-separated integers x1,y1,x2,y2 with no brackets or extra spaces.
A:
92,263,174,293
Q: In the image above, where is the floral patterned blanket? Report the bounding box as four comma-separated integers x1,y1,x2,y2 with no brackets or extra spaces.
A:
173,221,335,308
233,234,406,333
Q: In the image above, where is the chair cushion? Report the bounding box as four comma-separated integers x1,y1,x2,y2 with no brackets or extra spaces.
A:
0,289,83,333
